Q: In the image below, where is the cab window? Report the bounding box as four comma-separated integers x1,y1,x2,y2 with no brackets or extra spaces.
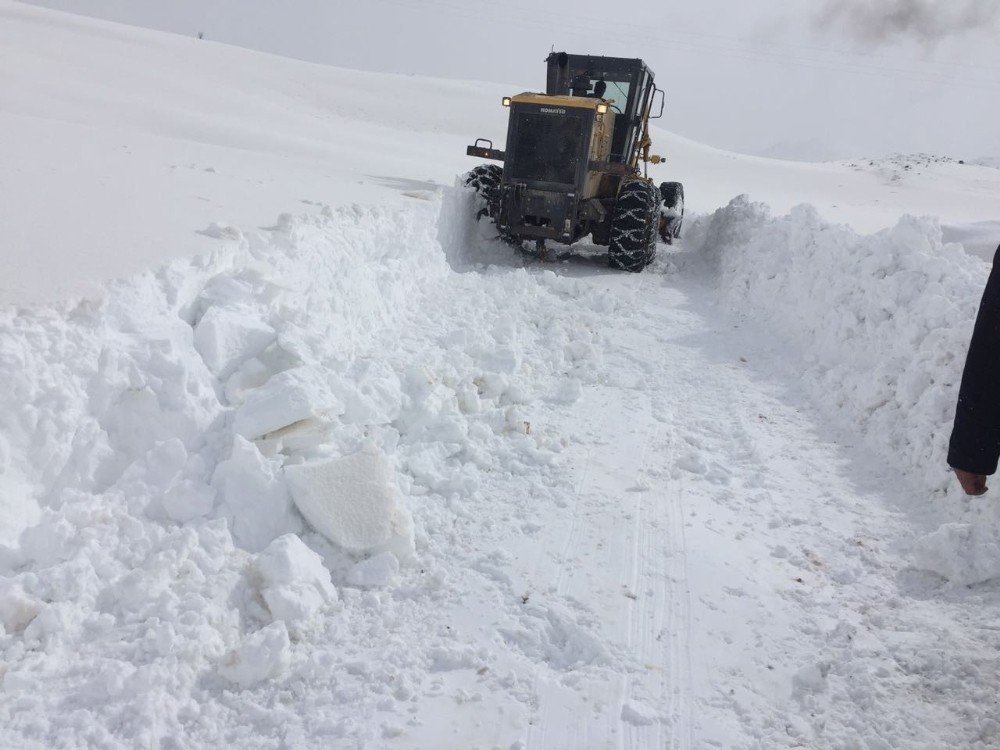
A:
599,79,630,112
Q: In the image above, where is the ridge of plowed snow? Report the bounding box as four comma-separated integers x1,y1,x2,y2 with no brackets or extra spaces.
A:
0,189,618,746
686,197,1000,585
689,197,982,497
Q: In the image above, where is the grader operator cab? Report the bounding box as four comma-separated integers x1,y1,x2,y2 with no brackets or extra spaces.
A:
465,51,684,272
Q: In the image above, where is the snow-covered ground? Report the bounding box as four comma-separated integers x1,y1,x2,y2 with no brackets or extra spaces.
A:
2,2,1000,748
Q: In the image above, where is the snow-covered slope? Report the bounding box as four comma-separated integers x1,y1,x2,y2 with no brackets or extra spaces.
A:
2,3,1000,749
3,0,999,307
0,1,504,306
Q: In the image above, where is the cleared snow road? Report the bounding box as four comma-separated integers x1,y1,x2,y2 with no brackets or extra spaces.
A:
432,196,1000,748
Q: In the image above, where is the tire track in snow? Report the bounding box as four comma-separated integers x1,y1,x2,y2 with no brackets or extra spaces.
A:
552,445,593,597
618,374,694,749
524,440,594,750
518,265,699,750
523,388,654,750
663,419,694,750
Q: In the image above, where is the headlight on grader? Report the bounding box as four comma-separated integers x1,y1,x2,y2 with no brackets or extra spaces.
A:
502,97,511,107
596,103,608,114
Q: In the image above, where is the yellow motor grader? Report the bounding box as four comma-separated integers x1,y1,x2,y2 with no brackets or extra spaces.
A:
465,51,684,271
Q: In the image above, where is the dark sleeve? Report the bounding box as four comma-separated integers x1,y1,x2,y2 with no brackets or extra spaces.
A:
949,244,1000,474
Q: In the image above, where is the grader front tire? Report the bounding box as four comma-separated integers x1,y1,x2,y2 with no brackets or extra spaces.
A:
608,180,659,272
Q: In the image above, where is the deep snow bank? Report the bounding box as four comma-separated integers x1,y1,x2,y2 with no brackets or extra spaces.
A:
0,197,449,743
0,200,445,548
0,183,620,746
688,197,1000,582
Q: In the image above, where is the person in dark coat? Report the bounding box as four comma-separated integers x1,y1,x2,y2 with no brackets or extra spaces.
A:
949,244,1000,495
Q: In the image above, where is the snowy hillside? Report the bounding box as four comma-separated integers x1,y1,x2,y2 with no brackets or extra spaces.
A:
4,1,999,307
2,2,1000,749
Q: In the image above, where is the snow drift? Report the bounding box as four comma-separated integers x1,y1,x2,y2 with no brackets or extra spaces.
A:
688,196,1000,582
0,183,622,746
0,199,451,744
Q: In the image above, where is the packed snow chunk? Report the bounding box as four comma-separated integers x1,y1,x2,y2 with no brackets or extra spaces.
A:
254,534,336,593
194,306,276,380
621,701,660,726
792,662,829,697
0,471,41,546
199,221,243,241
20,511,76,567
96,358,219,463
0,580,42,633
233,367,344,440
327,361,403,426
284,448,414,557
552,377,582,404
911,523,1000,585
252,534,337,633
428,643,485,672
475,346,521,375
212,437,300,552
224,356,273,406
346,551,400,588
139,437,215,524
396,366,468,445
500,602,612,671
160,478,215,523
219,621,291,688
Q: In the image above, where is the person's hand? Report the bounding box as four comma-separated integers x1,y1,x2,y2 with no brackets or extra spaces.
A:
954,469,988,496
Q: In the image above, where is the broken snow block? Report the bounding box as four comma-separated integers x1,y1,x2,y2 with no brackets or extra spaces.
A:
233,368,344,440
194,306,276,379
199,222,243,241
160,479,216,523
219,621,291,688
620,701,660,726
346,551,400,588
0,581,41,633
224,357,272,406
213,437,299,553
252,534,337,634
912,523,1000,586
284,448,413,556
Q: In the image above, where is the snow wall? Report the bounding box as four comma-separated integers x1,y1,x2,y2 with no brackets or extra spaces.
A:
0,199,454,739
687,196,1000,583
0,182,625,744
0,200,447,545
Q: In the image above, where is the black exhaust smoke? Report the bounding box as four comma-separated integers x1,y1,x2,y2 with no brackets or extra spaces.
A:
815,0,1000,45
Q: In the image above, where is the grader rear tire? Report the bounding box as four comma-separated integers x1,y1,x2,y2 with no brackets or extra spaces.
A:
658,181,685,244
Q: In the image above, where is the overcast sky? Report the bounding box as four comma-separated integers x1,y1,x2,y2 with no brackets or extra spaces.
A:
20,0,1000,161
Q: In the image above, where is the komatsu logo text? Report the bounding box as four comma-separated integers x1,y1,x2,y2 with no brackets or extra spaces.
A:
539,107,567,114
